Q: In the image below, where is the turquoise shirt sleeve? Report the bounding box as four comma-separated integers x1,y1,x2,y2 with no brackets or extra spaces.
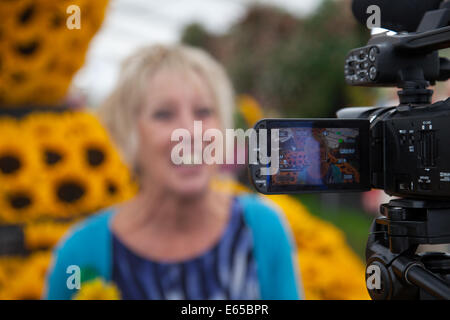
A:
44,210,114,300
238,194,303,300
45,230,82,300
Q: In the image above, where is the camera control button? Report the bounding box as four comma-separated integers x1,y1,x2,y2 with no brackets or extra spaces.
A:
369,47,378,62
369,66,377,80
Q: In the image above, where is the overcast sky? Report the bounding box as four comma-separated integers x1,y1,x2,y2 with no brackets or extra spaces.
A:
72,0,323,106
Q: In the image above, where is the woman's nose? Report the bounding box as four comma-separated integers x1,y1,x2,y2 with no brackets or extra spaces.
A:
177,108,197,136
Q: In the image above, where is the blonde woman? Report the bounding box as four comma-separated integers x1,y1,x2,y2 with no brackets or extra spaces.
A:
45,45,302,300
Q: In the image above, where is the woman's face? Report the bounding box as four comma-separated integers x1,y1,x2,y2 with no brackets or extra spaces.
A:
136,68,221,198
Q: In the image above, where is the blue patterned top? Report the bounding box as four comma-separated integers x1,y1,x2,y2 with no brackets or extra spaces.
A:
111,198,261,300
45,194,302,300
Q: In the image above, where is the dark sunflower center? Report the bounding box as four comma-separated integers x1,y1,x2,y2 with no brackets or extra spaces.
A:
9,193,32,209
44,150,63,165
107,182,118,195
11,72,26,83
51,13,64,28
87,148,105,167
16,40,39,56
18,4,35,24
57,181,85,203
0,155,21,174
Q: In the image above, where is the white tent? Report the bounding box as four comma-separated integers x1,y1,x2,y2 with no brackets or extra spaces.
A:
72,0,322,106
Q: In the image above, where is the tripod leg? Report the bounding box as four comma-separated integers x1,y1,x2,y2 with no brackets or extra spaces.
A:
406,265,450,300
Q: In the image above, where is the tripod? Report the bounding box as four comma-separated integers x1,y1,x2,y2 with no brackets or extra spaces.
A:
365,198,450,299
365,82,450,300
364,32,450,297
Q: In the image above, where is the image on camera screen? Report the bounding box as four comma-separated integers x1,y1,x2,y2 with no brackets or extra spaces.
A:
272,127,361,187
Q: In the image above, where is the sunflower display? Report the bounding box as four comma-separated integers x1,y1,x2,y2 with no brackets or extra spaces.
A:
75,131,123,175
0,112,136,223
34,134,75,170
0,175,49,223
45,165,104,219
0,0,135,301
0,251,52,300
0,0,109,106
100,164,138,206
23,220,73,251
0,120,41,184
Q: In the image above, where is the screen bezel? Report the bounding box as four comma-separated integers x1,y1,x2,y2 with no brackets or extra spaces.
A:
264,118,370,194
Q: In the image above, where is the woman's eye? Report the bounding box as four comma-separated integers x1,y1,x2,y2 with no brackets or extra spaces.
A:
152,110,173,120
195,107,213,119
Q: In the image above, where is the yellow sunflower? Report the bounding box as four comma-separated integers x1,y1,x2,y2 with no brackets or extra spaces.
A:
77,136,121,175
0,174,48,223
2,30,49,75
0,256,23,291
0,124,41,183
59,112,123,175
21,111,62,138
1,0,47,41
23,220,73,251
0,65,41,107
60,111,110,140
73,278,121,300
0,251,51,300
238,94,264,127
26,77,72,106
33,128,77,170
100,164,137,207
0,0,110,107
45,166,104,219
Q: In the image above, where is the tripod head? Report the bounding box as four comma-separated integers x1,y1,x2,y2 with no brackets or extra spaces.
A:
366,199,450,299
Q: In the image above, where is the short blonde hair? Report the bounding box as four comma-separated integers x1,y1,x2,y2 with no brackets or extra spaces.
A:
98,44,235,167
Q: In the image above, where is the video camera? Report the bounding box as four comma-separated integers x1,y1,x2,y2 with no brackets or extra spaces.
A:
249,0,450,300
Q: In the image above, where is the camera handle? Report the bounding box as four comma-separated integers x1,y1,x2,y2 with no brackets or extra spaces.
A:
365,199,450,299
395,7,450,106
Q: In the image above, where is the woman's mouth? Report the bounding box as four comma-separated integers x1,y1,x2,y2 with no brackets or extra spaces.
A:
172,163,205,176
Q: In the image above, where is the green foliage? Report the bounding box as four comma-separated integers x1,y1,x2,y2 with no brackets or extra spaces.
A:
181,23,209,48
181,0,376,118
296,194,372,258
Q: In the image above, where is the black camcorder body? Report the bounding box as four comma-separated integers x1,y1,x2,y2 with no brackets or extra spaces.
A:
249,99,450,199
249,0,450,300
343,99,450,200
